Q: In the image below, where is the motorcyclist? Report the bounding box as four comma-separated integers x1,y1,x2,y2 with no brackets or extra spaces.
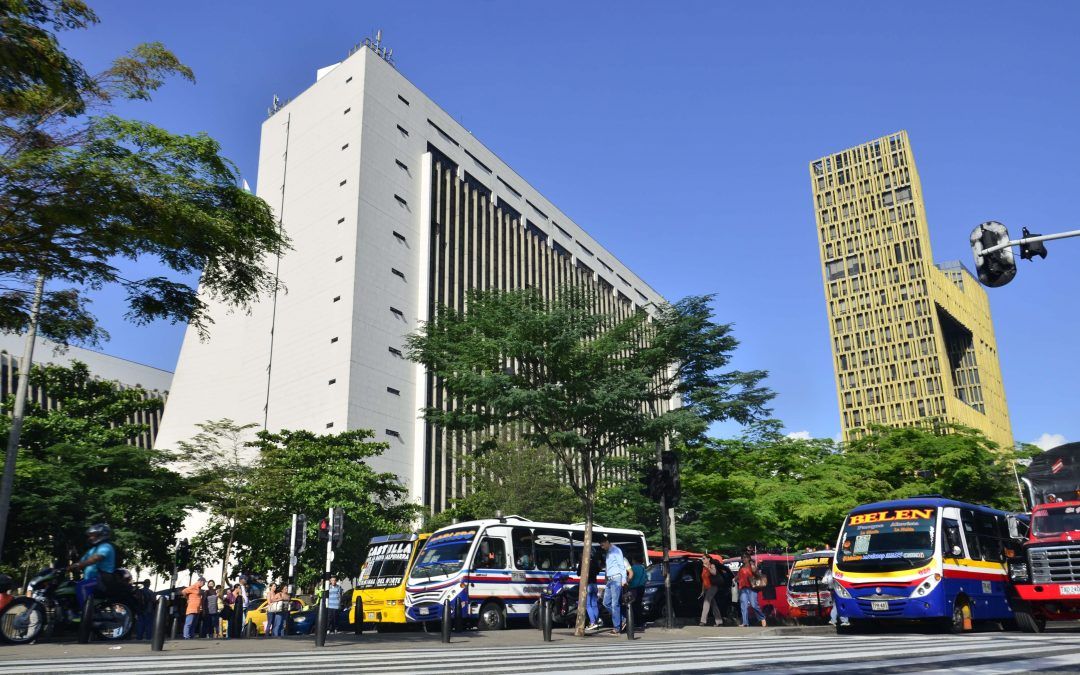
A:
67,523,120,603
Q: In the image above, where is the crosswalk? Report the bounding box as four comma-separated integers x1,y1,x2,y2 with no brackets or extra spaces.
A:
1,633,1080,674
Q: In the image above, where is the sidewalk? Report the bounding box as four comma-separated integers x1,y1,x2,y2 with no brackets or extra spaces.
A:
0,624,835,661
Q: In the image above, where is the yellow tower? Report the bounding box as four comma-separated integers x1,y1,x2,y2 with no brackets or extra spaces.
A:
810,131,1013,449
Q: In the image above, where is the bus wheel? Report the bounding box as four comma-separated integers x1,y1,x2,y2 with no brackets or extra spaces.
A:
476,601,505,631
1014,609,1046,633
950,599,973,633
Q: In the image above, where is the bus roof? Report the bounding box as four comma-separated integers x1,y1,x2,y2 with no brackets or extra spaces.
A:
367,533,424,545
848,497,1010,515
795,550,834,562
432,518,645,538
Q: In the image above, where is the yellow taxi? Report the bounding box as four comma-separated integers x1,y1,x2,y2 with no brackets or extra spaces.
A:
244,596,313,635
352,533,429,629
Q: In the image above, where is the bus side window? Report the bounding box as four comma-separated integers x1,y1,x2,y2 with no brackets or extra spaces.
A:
960,510,983,560
474,537,507,569
511,527,535,570
534,529,573,571
943,519,964,557
975,512,1002,562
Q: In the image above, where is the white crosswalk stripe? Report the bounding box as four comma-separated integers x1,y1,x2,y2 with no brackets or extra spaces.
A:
1,633,1080,674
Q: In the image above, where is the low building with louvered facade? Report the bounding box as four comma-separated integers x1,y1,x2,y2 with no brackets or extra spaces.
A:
154,43,667,511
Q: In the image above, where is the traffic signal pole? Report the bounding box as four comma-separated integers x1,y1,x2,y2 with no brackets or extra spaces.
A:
655,437,675,630
982,228,1080,255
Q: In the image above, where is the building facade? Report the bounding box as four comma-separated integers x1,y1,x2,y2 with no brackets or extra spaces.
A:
154,44,667,511
810,131,1013,449
0,334,172,448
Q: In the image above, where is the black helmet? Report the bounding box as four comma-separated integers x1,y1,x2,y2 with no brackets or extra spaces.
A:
86,523,112,545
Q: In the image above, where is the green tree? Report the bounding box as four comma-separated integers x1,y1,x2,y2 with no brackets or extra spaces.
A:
175,419,259,585
406,287,772,634
427,437,581,531
231,429,420,589
0,0,287,344
0,361,192,572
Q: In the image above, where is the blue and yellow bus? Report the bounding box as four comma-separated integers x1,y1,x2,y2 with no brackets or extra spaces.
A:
833,497,1015,633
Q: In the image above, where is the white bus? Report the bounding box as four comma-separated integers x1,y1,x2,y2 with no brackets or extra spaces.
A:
404,516,648,630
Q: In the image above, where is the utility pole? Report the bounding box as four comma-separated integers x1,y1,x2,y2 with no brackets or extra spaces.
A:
0,274,45,562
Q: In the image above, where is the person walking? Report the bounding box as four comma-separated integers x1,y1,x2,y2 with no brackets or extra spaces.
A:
181,577,206,639
203,580,220,638
585,553,601,631
134,579,155,640
736,554,767,627
598,535,629,635
326,576,342,634
627,555,647,631
698,555,723,627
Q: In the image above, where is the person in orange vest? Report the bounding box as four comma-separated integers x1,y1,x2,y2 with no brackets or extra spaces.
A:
181,577,206,639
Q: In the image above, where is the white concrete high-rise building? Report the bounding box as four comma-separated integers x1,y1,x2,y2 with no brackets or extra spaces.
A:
155,43,667,511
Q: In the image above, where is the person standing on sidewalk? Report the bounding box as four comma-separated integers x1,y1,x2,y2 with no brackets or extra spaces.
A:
627,555,647,631
736,554,767,627
598,535,629,635
326,576,342,634
698,555,723,627
134,579,155,640
181,577,206,639
585,552,602,631
203,580,220,638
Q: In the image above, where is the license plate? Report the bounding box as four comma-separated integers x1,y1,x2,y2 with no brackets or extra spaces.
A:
1061,585,1080,595
419,607,429,615
871,601,889,611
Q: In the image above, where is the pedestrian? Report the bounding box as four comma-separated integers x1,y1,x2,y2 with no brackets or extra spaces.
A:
585,553,601,631
203,580,220,638
181,577,206,639
715,559,735,624
223,585,236,639
627,555,647,630
266,583,290,637
698,555,723,627
236,577,250,637
326,576,342,634
598,535,629,635
134,579,155,640
736,554,767,627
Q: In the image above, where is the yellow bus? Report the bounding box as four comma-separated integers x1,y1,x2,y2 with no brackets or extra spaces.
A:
353,533,430,629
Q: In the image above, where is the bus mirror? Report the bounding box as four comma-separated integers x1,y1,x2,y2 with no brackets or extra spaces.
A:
1006,515,1026,541
950,545,963,557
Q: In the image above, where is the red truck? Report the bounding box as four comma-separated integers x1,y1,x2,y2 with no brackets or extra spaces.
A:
1007,442,1080,632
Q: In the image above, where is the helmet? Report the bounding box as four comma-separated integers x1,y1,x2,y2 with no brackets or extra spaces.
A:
86,523,112,545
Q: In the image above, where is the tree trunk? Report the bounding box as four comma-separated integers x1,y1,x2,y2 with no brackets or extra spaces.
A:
219,522,235,587
573,494,595,637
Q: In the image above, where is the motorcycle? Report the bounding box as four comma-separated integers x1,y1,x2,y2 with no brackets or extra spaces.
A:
529,571,586,628
0,567,138,644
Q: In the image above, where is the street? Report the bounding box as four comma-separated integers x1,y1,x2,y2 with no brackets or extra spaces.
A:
2,626,1080,674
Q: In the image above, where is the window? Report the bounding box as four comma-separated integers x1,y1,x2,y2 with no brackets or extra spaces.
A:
960,510,982,560
390,306,404,318
526,199,549,220
463,148,492,174
328,379,336,385
397,94,409,105
396,124,409,137
846,255,860,277
393,231,407,243
534,528,574,571
339,179,347,186
391,268,405,279
337,217,345,224
332,296,341,303
341,143,349,150
943,519,964,557
386,386,400,396
388,347,403,357
553,223,571,238
512,528,535,570
326,422,334,429
577,242,594,257
896,186,912,202
496,176,522,198
599,260,613,273
394,194,407,207
330,337,338,343
826,259,845,281
525,220,547,242
576,260,593,275
552,241,570,259
395,159,409,172
473,537,506,569
335,256,343,262
975,512,1003,562
385,429,400,438
343,107,351,115
345,76,353,83
427,119,459,146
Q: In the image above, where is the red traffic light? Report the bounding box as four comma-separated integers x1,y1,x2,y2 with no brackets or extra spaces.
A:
317,518,330,542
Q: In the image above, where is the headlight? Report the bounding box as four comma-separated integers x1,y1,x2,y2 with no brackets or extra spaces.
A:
834,583,852,599
386,600,398,606
911,573,942,597
1009,563,1029,582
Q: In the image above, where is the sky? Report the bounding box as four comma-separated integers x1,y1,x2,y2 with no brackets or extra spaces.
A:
58,1,1078,448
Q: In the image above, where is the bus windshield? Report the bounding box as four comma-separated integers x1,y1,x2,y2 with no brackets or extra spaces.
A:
1033,506,1080,536
359,539,416,589
788,565,828,590
409,528,477,581
837,508,937,572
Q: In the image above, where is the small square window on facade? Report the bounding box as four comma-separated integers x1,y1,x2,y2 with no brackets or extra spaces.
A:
328,379,336,385
341,143,349,150
393,231,407,243
345,76,353,83
390,307,404,318
385,429,400,438
388,346,403,357
387,386,400,395
391,268,405,279
337,217,345,224
326,422,334,429
396,124,409,137
395,159,409,172
339,179,347,186
397,94,409,105
394,194,407,207
335,256,343,262
332,296,341,303
330,337,338,343
343,107,351,114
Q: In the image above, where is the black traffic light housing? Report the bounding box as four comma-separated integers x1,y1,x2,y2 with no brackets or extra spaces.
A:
330,507,344,547
317,518,330,543
176,538,191,570
970,221,1017,287
1019,227,1048,260
640,452,681,506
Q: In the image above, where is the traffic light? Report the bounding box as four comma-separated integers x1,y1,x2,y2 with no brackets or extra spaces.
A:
295,514,307,554
661,451,681,507
642,465,664,501
1019,227,1048,261
176,538,191,570
317,518,330,543
330,507,344,546
970,221,1017,288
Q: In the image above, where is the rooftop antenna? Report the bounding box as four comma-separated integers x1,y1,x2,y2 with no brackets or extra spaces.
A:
359,28,395,68
267,94,283,118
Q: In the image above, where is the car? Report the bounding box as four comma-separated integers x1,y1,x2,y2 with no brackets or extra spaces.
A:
245,597,313,635
637,555,737,625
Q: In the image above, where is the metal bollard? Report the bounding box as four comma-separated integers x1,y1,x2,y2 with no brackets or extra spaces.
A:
151,596,169,652
542,599,552,642
441,599,452,643
315,598,328,647
354,595,364,635
626,597,635,641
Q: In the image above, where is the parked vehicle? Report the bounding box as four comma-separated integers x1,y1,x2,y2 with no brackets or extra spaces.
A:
638,553,734,625
404,516,647,630
722,553,794,624
786,550,834,623
833,497,1015,633
245,597,312,636
0,568,136,644
1006,442,1080,632
355,533,430,630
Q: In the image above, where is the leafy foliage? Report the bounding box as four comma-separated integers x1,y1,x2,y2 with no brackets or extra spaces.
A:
0,361,192,573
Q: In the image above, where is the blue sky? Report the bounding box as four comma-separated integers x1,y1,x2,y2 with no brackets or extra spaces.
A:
62,1,1077,447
